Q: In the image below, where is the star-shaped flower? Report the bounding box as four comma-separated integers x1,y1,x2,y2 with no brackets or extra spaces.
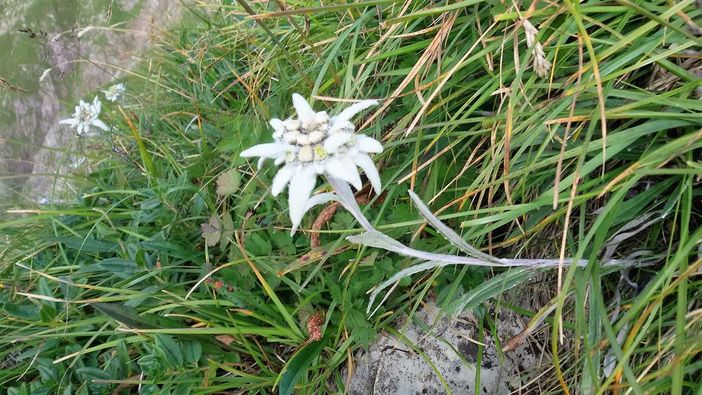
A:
59,96,109,136
102,83,126,102
241,94,382,233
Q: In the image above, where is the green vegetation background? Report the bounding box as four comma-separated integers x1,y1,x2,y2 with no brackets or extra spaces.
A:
1,1,701,394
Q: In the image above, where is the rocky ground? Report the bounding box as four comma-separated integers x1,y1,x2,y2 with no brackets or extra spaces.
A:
0,0,179,202
348,298,546,394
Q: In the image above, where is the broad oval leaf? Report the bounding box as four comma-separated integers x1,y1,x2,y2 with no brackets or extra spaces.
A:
97,258,138,278
201,214,222,247
216,168,241,196
155,333,183,367
277,336,327,395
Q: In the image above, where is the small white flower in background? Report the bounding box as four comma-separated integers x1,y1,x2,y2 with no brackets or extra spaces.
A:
59,96,109,136
102,83,126,102
241,93,382,233
70,156,86,169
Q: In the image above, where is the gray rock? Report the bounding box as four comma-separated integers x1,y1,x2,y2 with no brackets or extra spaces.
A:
348,300,539,394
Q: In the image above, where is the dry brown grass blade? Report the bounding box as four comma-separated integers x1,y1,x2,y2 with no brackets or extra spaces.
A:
396,136,459,185
554,35,584,346
0,76,29,93
428,137,488,205
355,0,413,79
360,11,458,132
389,23,441,39
503,96,514,205
600,127,702,196
308,189,375,248
545,115,593,124
503,299,559,352
273,0,342,86
236,0,314,88
565,1,608,173
402,20,499,139
310,202,340,248
245,1,390,20
278,246,351,276
214,63,269,117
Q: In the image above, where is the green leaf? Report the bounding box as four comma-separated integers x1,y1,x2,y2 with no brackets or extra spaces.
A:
117,340,131,374
444,269,536,315
3,303,40,321
37,358,57,381
58,276,75,300
269,230,296,255
39,304,57,322
97,258,139,278
77,367,111,380
137,354,161,374
329,283,342,302
182,340,202,365
219,211,235,249
55,236,116,253
37,277,55,307
245,231,272,256
216,168,241,196
346,309,375,347
92,303,182,329
277,336,327,395
173,383,195,395
155,334,183,367
201,214,222,247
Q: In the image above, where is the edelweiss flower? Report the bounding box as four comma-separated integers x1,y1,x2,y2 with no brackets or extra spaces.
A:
241,93,382,233
59,96,109,136
70,156,86,169
102,83,125,102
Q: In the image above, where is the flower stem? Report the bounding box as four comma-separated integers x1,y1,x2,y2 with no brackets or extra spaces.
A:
327,176,374,232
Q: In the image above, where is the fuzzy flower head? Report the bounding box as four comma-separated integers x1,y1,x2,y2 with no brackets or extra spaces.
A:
59,96,109,136
241,94,383,233
102,83,126,102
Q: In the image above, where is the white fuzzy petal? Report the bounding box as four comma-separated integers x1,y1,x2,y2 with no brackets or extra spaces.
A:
93,97,101,114
257,157,266,169
356,135,383,153
270,118,284,132
305,192,337,211
77,124,86,135
292,93,315,124
271,165,296,196
325,157,362,190
323,132,352,152
59,118,78,126
334,99,378,124
240,143,290,158
92,119,109,131
328,120,352,134
313,162,325,174
288,167,317,234
354,153,382,194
